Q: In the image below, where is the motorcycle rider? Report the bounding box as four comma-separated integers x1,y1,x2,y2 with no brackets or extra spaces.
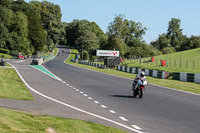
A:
132,71,146,90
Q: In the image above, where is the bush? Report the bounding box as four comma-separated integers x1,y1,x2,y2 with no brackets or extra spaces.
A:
0,48,10,54
162,47,176,54
10,50,22,56
81,50,90,60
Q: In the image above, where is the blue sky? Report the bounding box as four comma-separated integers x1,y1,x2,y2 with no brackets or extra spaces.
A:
25,0,200,44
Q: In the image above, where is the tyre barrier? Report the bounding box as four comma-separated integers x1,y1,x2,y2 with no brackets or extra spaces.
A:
173,72,200,84
117,65,168,79
79,61,105,69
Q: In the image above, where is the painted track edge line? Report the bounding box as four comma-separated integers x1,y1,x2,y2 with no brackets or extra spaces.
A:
10,63,144,133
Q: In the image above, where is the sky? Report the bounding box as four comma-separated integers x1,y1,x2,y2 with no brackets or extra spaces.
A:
25,0,200,44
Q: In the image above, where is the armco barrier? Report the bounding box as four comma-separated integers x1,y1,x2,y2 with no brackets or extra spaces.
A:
173,72,200,84
117,65,168,79
79,61,105,69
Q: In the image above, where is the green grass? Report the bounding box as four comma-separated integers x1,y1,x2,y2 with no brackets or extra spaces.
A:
66,48,200,94
0,53,12,59
44,48,58,61
0,107,127,133
123,48,200,73
65,46,79,63
0,48,127,133
0,68,33,100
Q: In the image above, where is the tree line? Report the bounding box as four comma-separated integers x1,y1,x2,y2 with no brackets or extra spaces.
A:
0,0,199,60
0,0,65,56
66,15,160,60
151,18,200,54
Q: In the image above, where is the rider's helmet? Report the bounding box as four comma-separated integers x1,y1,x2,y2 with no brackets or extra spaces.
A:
140,71,145,77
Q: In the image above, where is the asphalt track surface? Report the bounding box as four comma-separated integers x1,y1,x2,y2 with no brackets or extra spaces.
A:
1,47,200,133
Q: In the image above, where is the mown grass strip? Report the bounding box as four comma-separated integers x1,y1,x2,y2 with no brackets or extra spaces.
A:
44,48,58,61
0,107,127,133
65,48,200,94
0,68,33,100
123,48,200,73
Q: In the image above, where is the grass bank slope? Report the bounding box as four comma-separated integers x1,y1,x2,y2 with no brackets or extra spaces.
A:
124,48,200,73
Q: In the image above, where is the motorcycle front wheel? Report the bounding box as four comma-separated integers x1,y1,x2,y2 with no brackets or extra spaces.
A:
138,89,143,99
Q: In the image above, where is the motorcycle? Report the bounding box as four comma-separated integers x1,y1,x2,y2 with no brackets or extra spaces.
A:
132,77,147,99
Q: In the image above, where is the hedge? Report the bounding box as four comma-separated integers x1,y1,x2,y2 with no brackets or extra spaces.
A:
0,48,10,55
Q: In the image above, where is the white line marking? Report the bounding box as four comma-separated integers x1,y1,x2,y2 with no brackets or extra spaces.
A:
63,57,200,96
100,105,107,108
88,97,93,100
29,65,62,81
11,55,145,133
66,84,69,86
12,49,145,133
83,94,88,97
109,110,116,114
72,87,76,90
119,116,128,121
63,81,66,83
80,91,84,94
131,125,142,130
94,101,100,104
76,89,79,91
70,86,73,88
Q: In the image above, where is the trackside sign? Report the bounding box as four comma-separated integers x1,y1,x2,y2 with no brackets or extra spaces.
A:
96,50,120,57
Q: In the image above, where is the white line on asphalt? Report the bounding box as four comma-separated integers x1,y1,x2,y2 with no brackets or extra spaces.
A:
64,59,200,96
10,56,145,133
63,81,66,83
131,125,142,130
76,89,79,91
29,65,62,81
72,87,76,89
100,105,107,108
88,97,93,100
70,86,73,88
94,101,100,104
80,91,84,94
119,116,128,122
83,94,88,97
66,84,69,86
109,110,116,114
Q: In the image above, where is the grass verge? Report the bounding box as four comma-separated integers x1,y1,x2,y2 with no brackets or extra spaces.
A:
123,48,200,73
0,53,12,59
66,48,200,94
0,107,127,133
0,67,33,100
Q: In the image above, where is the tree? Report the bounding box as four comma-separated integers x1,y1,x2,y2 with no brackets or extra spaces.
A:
150,33,171,51
13,11,31,54
167,18,183,50
0,0,11,7
106,14,147,56
66,20,104,48
75,31,98,52
106,35,127,55
30,1,65,51
26,10,46,54
188,36,200,49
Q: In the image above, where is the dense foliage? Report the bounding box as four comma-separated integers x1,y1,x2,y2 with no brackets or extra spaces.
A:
0,0,65,55
66,15,160,60
1,0,199,59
